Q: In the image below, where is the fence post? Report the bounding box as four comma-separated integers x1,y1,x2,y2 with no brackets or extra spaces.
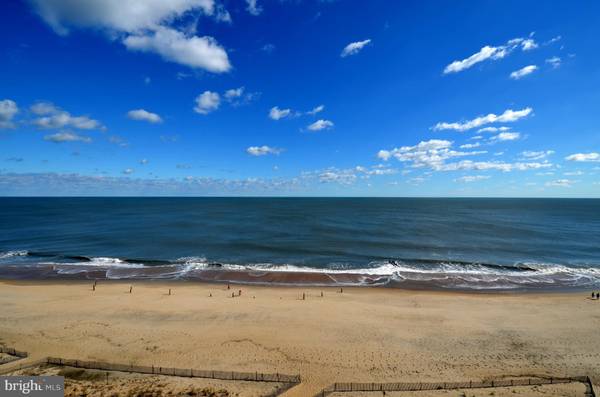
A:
469,380,472,388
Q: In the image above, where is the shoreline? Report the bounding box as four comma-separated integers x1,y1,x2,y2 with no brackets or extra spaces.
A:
0,276,594,295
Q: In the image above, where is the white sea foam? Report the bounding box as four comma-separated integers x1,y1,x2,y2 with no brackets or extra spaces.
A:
4,250,598,289
0,250,28,260
51,257,146,269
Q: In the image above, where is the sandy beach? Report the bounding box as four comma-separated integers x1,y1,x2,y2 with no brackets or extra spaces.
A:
0,280,599,396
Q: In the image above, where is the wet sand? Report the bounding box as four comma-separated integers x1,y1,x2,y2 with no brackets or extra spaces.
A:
0,280,599,396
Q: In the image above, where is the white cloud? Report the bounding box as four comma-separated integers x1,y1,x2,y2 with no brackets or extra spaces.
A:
31,102,104,130
246,145,283,156
521,150,554,160
261,43,275,53
478,126,511,133
30,102,57,115
490,132,520,141
224,87,260,106
546,56,561,69
444,45,499,74
307,165,396,185
441,160,552,172
510,65,538,80
269,106,292,120
564,170,584,176
433,107,532,132
28,0,216,34
307,119,334,131
123,26,230,72
127,108,162,123
546,179,574,187
44,132,92,143
379,139,553,173
306,105,324,115
224,87,244,100
122,168,135,175
140,159,149,165
193,91,220,114
0,99,18,129
459,142,481,149
377,139,485,169
565,153,600,162
269,105,324,120
108,135,128,147
245,0,262,15
28,0,231,73
521,38,538,51
340,39,371,57
454,175,490,183
214,5,231,23
443,36,538,74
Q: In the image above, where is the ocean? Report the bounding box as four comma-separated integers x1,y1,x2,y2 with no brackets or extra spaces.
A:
1,197,599,291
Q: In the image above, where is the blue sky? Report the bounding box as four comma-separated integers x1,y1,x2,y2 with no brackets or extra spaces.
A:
1,0,599,196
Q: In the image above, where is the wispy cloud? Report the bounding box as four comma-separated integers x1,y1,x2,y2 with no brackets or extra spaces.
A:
433,107,532,132
269,104,325,120
0,99,18,129
44,132,92,143
306,105,325,115
31,102,105,130
0,172,310,196
127,108,162,123
443,36,538,74
378,139,552,173
546,56,561,69
269,106,292,120
454,175,490,183
246,0,263,16
510,65,538,80
307,119,334,131
246,146,284,156
546,179,575,187
565,153,600,162
224,87,260,106
489,132,520,141
341,39,371,57
521,150,554,160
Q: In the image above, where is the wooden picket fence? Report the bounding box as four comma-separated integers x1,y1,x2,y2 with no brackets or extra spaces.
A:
0,346,28,367
0,346,28,359
314,375,596,396
44,356,300,384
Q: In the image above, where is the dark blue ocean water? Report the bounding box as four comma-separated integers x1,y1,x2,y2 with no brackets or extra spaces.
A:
1,197,599,290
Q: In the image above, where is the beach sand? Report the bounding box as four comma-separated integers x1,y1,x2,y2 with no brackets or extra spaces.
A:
0,280,599,396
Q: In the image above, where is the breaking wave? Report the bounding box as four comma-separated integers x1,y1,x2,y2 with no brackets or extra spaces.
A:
0,250,598,290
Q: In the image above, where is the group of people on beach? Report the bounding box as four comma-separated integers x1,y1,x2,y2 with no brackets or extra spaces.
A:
591,292,600,300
